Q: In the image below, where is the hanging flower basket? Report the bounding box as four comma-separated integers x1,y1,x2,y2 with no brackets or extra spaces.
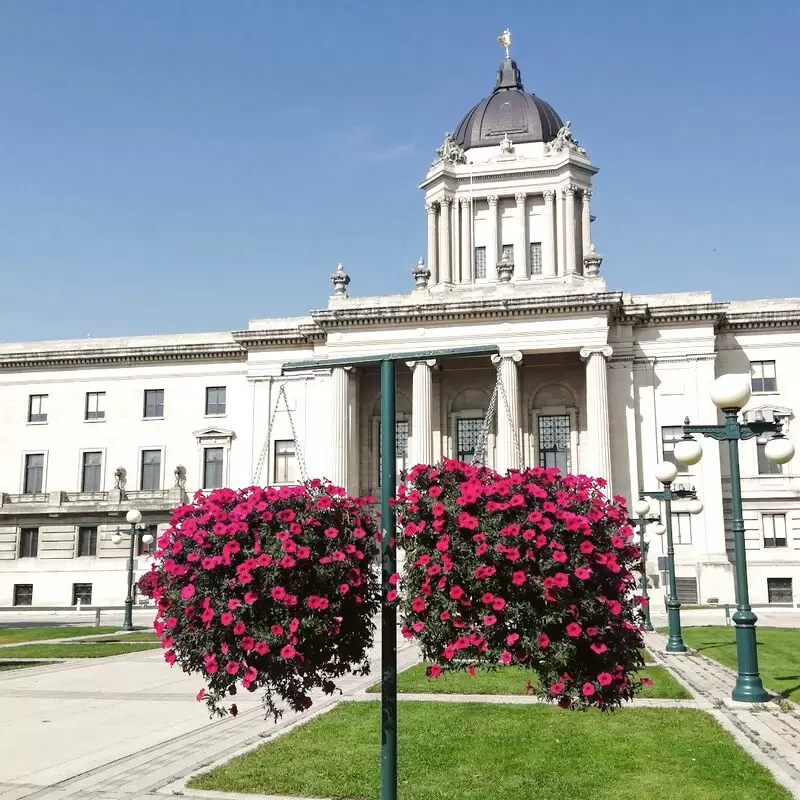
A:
396,460,648,709
150,481,381,719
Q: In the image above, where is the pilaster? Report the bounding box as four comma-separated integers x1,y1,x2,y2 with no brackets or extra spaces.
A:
580,345,614,493
565,184,578,275
439,195,453,284
426,202,439,285
514,192,527,281
459,198,472,284
487,195,499,280
543,190,557,278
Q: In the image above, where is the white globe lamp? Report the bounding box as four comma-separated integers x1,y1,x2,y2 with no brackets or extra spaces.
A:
765,435,795,465
674,436,703,465
141,533,154,545
111,534,122,545
654,461,679,485
651,522,666,536
126,508,142,525
633,499,651,517
710,374,751,411
686,498,704,515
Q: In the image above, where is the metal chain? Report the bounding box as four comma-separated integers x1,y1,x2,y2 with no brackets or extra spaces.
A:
471,373,499,466
251,383,309,486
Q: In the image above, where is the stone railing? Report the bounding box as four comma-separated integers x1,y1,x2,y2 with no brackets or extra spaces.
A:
0,486,187,514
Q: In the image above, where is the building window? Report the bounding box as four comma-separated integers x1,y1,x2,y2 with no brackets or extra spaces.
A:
28,394,47,423
757,437,783,475
23,453,44,494
203,447,224,489
767,578,793,604
85,391,105,420
137,525,157,556
529,242,542,275
19,528,38,558
763,513,788,548
474,246,487,279
456,418,484,463
205,386,227,415
77,526,98,557
13,584,33,606
81,451,103,492
538,415,571,474
675,577,699,604
671,513,693,544
750,360,777,393
501,244,514,269
273,440,297,484
661,426,689,473
72,583,93,605
377,420,409,485
140,449,162,491
143,389,164,418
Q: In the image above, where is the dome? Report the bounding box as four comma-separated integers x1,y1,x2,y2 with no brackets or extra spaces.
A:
452,58,563,150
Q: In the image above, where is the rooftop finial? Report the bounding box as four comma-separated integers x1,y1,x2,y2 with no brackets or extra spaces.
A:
497,28,512,59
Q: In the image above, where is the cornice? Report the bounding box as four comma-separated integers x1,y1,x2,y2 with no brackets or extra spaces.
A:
716,309,800,332
617,303,728,328
231,325,326,348
0,342,246,371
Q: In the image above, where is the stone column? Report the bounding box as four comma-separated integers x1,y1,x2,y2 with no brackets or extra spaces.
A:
438,195,452,284
565,185,577,275
579,346,613,493
487,195,499,279
452,198,460,284
491,352,523,473
460,198,472,284
543,190,556,278
555,189,565,276
514,192,527,281
330,366,350,489
406,359,437,467
581,189,592,266
426,202,439,285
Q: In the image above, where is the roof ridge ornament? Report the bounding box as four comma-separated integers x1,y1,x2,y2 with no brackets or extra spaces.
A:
497,28,512,59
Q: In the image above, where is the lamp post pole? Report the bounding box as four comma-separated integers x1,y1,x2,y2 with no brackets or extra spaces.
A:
115,508,154,632
674,374,795,702
630,500,661,632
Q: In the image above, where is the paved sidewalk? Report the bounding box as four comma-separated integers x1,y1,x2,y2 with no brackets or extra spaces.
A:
645,630,800,799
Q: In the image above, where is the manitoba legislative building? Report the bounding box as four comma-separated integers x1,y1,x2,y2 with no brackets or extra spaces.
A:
1,49,798,613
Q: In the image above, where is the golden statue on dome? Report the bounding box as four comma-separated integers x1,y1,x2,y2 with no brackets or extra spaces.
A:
497,28,512,58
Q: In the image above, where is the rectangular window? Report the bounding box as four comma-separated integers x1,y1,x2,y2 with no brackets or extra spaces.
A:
85,391,105,420
72,583,93,605
538,415,571,474
763,513,788,548
13,584,33,606
456,417,484,464
661,426,689,474
203,447,224,489
767,577,793,604
28,394,47,423
81,451,103,492
77,526,98,557
143,389,164,418
205,386,227,415
529,242,543,275
140,449,162,491
137,525,157,556
474,246,487,279
377,421,409,484
750,360,777,393
757,438,783,475
501,244,514,270
671,512,693,544
273,440,297,484
19,528,38,558
23,453,44,494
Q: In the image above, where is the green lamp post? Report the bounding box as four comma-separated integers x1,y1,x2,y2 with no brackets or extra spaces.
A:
640,463,703,653
673,373,795,702
630,499,665,632
112,508,153,632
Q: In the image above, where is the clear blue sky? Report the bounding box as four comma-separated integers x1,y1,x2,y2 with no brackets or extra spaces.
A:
1,1,798,343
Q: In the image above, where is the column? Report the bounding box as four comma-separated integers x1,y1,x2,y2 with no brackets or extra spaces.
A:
439,195,452,284
460,198,472,284
330,367,349,489
514,192,527,281
555,189,565,276
491,352,523,473
581,189,592,266
452,198,460,284
487,195,499,279
579,346,613,493
565,185,577,275
542,190,556,278
426,202,439,285
406,359,436,467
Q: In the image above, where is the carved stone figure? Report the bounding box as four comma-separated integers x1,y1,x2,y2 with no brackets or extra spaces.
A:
433,132,467,166
545,121,587,157
114,467,127,490
174,464,187,489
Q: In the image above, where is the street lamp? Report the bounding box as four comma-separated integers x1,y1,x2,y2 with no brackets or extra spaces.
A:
114,508,154,632
640,462,703,653
675,373,795,702
631,499,661,632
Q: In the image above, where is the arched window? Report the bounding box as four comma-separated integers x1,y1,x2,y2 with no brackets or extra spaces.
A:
449,387,494,467
529,384,579,476
369,392,411,493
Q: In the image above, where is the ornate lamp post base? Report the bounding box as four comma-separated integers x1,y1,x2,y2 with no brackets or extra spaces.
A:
665,599,687,653
731,609,770,702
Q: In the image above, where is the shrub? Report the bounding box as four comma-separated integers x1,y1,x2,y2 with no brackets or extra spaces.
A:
136,569,160,599
150,481,381,719
396,460,647,709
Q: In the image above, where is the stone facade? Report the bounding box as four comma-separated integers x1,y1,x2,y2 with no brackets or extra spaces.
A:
0,54,798,611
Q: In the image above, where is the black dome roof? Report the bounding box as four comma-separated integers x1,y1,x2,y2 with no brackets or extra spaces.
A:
453,58,563,149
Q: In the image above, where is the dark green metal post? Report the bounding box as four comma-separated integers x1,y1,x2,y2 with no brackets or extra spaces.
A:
724,410,769,702
379,359,397,800
122,523,136,632
661,490,687,652
635,516,654,632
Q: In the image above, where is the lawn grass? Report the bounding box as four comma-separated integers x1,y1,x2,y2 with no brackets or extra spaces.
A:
663,626,800,701
0,626,120,645
0,642,161,659
94,632,159,643
190,701,789,800
368,663,690,700
0,661,52,672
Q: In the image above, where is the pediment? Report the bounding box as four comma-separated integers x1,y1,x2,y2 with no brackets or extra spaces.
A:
193,426,236,441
